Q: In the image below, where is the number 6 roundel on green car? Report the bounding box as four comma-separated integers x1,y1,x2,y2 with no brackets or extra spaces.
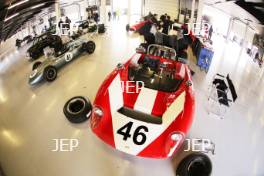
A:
64,44,195,158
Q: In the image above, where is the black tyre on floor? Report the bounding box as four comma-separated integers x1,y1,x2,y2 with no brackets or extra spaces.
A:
32,61,42,70
98,25,105,34
63,96,92,123
44,66,57,82
176,153,212,176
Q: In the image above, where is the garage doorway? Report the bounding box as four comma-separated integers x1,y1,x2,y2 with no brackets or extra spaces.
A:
131,0,143,23
112,0,143,23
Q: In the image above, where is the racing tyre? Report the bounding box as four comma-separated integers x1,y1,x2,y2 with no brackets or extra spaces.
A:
98,24,106,34
44,66,57,82
176,153,212,176
83,41,96,54
32,61,42,70
63,96,92,123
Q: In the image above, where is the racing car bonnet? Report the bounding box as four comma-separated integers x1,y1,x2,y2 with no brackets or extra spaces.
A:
64,44,195,158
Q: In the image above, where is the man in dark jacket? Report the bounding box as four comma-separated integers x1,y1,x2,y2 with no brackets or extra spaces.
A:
94,13,99,23
208,25,213,40
162,16,171,35
58,18,63,29
65,16,71,29
108,11,111,21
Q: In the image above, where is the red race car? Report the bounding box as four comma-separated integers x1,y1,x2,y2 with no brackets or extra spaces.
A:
128,20,148,32
64,44,195,158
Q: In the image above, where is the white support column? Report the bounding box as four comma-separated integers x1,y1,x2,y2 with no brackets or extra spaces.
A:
196,0,203,25
127,0,131,24
190,0,196,30
83,0,89,20
226,17,234,42
111,0,113,13
233,19,248,75
55,2,61,23
177,0,181,20
54,2,61,35
100,0,107,24
55,2,61,34
74,3,81,20
142,0,145,17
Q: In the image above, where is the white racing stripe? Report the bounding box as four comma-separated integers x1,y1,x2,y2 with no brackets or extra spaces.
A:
134,87,158,114
162,92,186,126
131,53,142,65
108,73,186,155
179,64,185,78
108,74,124,114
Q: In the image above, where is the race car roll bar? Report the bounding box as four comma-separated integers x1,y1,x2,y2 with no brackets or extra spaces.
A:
147,44,177,60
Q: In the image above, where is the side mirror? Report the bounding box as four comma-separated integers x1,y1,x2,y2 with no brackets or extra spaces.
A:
116,63,125,70
136,46,146,54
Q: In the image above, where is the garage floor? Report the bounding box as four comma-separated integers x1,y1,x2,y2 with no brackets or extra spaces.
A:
0,18,264,176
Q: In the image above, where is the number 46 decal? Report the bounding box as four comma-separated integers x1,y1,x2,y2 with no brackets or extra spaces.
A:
117,122,148,145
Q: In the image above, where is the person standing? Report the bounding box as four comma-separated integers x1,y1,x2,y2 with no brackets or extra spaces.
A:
116,9,120,20
113,11,117,20
208,25,213,40
48,17,53,28
58,18,63,29
162,17,170,35
108,11,112,21
65,16,71,29
58,18,64,34
94,12,99,24
160,14,166,23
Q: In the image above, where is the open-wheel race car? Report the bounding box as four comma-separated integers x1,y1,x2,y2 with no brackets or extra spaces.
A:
28,39,95,85
127,20,148,32
26,32,63,60
63,44,195,158
16,35,33,48
126,13,158,33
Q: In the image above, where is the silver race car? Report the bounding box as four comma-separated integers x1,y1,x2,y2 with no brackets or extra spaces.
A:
29,39,96,85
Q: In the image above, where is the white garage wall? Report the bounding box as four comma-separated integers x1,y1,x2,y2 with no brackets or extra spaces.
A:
63,5,80,21
145,0,178,19
203,5,231,37
232,20,246,39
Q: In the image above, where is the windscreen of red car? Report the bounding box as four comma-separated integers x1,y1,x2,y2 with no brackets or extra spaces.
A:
128,56,182,92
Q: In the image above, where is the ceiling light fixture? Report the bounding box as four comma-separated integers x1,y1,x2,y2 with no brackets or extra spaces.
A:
8,0,29,9
30,3,45,9
4,13,19,22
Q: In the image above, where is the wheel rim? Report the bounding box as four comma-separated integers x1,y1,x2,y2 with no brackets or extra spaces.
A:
67,98,86,115
88,43,95,53
82,43,88,51
47,68,56,80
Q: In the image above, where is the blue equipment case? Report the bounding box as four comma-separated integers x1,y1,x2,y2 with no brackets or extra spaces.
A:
197,47,214,73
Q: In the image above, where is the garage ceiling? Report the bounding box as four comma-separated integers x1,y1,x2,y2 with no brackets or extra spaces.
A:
0,0,56,43
235,0,264,24
0,0,263,43
205,0,264,25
